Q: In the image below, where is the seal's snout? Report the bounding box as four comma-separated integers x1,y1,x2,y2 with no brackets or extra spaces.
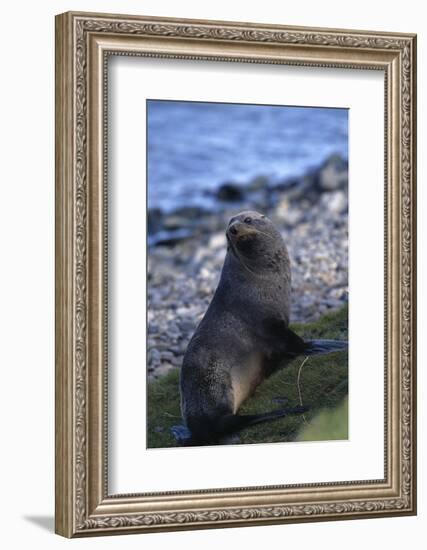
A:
227,220,257,239
229,223,238,236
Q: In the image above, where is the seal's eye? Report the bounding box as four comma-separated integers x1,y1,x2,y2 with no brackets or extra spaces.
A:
244,216,252,224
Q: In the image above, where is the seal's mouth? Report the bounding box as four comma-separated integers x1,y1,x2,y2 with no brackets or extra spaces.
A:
226,222,260,266
226,220,260,261
226,230,259,276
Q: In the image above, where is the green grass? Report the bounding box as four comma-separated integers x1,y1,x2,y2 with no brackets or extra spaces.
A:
147,304,348,448
297,397,348,442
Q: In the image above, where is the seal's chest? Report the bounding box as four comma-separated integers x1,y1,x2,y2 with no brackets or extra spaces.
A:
231,352,264,413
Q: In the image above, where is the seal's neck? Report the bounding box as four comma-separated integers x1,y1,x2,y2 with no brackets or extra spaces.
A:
225,243,291,281
218,250,291,321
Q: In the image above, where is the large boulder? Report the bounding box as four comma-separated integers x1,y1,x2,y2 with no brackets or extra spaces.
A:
216,182,244,202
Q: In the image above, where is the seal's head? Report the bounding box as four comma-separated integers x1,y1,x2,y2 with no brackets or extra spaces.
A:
225,211,290,276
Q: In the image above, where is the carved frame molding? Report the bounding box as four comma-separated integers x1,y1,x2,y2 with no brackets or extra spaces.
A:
55,11,416,537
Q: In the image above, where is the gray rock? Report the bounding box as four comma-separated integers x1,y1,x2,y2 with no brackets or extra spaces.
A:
148,208,163,234
318,154,348,191
208,232,226,250
324,298,344,309
154,363,174,378
149,348,161,363
178,320,196,333
323,190,348,215
216,183,244,202
161,351,175,361
171,356,183,367
275,197,304,227
148,323,159,334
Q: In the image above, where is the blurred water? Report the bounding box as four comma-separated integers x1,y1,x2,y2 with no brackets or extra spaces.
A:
147,100,348,212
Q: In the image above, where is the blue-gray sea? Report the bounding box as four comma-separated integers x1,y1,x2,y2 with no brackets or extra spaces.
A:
147,100,348,212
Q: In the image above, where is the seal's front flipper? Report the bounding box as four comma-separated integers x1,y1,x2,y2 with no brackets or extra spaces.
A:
284,329,347,357
171,424,193,445
304,339,348,355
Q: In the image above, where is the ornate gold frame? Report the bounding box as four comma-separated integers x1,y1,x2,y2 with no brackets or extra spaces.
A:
55,11,417,538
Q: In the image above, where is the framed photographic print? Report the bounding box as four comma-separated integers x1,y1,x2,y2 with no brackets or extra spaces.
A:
55,11,417,537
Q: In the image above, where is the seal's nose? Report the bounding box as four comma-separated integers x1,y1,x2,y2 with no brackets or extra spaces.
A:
229,223,238,236
228,220,256,238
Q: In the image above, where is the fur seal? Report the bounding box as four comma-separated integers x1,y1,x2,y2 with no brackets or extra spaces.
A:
172,211,347,446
